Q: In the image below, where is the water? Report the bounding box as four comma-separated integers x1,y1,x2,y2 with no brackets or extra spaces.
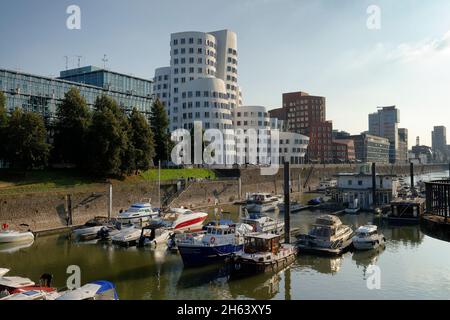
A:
1,209,450,300
1,170,449,300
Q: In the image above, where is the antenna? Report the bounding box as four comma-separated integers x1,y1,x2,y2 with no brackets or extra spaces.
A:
102,54,109,69
76,55,83,68
64,56,69,70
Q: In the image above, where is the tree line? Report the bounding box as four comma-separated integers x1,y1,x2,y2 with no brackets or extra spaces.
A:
0,89,171,177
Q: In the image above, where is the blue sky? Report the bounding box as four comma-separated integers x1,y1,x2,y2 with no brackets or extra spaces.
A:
1,0,450,147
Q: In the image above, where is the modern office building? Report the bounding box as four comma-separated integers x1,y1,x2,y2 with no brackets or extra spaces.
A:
398,128,409,163
432,126,447,162
368,106,401,163
349,133,390,164
332,139,356,163
332,130,351,140
153,30,242,131
0,67,154,122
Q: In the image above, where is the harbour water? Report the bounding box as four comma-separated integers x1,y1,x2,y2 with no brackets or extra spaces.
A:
1,170,449,300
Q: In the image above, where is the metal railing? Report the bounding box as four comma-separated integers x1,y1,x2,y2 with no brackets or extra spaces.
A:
425,180,450,220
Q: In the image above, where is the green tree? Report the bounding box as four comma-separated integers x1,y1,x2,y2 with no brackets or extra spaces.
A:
150,99,171,165
53,88,91,166
86,96,129,177
129,108,155,173
5,109,50,169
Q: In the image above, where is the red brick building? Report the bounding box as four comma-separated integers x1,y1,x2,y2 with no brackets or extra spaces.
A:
332,139,356,163
269,91,333,163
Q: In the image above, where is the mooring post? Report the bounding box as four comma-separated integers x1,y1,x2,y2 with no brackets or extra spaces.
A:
410,162,415,194
448,162,450,179
238,177,242,200
284,162,291,244
108,183,112,221
372,163,377,208
66,194,72,226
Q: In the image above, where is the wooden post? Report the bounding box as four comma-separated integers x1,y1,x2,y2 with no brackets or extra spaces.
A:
238,177,242,199
298,174,301,193
410,162,415,194
108,184,112,220
66,194,72,226
284,162,291,244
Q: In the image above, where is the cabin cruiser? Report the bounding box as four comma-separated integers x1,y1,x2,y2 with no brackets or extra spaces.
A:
161,208,208,232
0,269,57,300
277,200,305,213
57,280,118,300
116,202,160,225
245,193,279,213
317,179,337,192
0,224,34,244
177,223,253,266
72,217,114,240
231,233,297,276
297,215,354,254
352,225,386,250
241,212,285,235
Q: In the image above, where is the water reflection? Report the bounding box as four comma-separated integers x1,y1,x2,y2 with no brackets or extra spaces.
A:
0,239,34,254
295,255,344,275
352,246,385,279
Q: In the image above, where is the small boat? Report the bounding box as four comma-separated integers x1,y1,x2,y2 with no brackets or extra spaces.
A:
177,223,254,267
317,180,337,192
241,212,284,235
245,193,279,213
296,215,354,255
0,224,34,244
162,208,208,232
116,202,160,226
352,225,386,251
72,217,112,240
307,197,322,206
57,281,119,300
137,223,173,247
345,198,360,215
0,269,57,299
277,201,305,213
231,233,297,276
111,225,149,247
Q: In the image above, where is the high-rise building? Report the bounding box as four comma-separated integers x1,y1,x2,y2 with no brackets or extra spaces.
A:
153,30,242,132
349,133,390,164
398,128,409,163
368,106,401,163
0,67,154,121
432,126,447,162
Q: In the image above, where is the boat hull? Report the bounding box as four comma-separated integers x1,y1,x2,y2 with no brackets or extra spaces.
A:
353,236,386,251
0,231,34,244
178,244,244,267
230,253,296,276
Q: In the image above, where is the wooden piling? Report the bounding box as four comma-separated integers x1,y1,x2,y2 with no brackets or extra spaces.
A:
66,194,73,226
284,162,291,244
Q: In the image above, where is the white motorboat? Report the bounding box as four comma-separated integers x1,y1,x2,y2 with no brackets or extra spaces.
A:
277,201,305,213
352,225,386,250
162,208,208,232
245,193,279,213
241,212,284,235
111,225,148,247
1,289,60,300
57,280,118,300
0,269,57,299
297,215,354,253
0,225,34,244
116,202,160,226
72,217,112,240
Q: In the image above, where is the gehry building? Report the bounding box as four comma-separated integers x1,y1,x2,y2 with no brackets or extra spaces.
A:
153,30,242,132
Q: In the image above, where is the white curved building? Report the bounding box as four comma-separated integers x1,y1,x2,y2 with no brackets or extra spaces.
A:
154,29,241,131
233,106,270,130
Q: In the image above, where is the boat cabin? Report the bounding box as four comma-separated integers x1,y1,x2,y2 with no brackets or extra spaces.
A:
355,225,378,238
309,215,342,239
389,198,426,221
243,233,281,255
246,193,276,204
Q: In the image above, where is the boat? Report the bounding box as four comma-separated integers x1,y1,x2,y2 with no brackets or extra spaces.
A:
317,180,337,192
116,202,160,226
0,269,57,299
111,225,150,247
384,198,426,224
137,223,173,247
241,212,285,235
230,233,297,276
57,280,118,300
352,225,386,250
0,224,34,244
244,193,279,213
177,223,254,266
345,198,360,215
72,217,113,240
296,215,354,255
162,208,208,232
277,201,305,213
307,197,322,206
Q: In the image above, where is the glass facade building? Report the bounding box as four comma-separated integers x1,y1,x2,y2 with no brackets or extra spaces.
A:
0,67,154,122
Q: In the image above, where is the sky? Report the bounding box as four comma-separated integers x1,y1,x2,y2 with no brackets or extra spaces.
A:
1,0,450,147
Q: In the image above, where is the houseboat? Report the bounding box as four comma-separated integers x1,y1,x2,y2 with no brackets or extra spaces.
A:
352,225,386,250
231,233,297,276
296,215,354,255
384,198,426,224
